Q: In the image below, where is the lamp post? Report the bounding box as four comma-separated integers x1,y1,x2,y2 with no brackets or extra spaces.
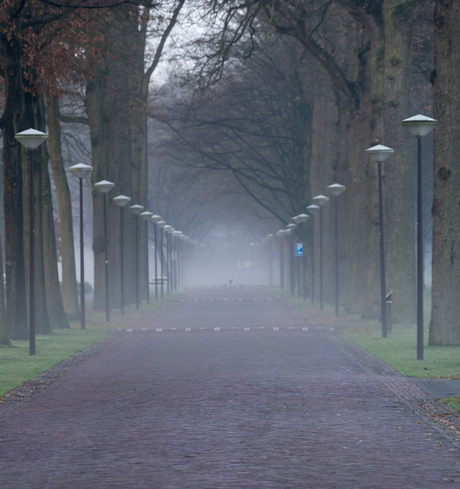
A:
276,230,285,290
312,195,329,310
291,217,301,298
402,114,438,360
286,223,297,296
94,180,115,322
306,204,320,304
163,225,173,294
113,195,131,315
293,214,310,300
15,128,48,356
365,144,394,338
157,220,166,298
327,183,346,317
173,230,183,290
266,234,274,287
140,211,153,304
130,204,145,309
69,163,93,329
151,215,161,300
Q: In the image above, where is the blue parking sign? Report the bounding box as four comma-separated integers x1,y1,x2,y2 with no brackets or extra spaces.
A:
296,243,304,256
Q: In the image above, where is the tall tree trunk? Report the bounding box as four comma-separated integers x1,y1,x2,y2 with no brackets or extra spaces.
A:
346,2,416,322
0,229,10,345
85,74,135,311
381,0,416,324
429,0,460,345
47,95,80,320
0,32,28,340
37,95,70,330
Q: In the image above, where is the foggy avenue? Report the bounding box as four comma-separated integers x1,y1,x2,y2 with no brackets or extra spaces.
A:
2,1,460,488
1,285,460,488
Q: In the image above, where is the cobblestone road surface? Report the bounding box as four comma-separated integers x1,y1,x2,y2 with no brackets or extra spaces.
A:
1,285,460,488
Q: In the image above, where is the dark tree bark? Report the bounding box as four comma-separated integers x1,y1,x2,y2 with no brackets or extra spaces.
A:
0,31,28,340
429,0,460,345
0,228,10,345
47,95,80,320
86,2,184,310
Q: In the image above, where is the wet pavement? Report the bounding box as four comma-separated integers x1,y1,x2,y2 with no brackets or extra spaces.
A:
1,285,460,488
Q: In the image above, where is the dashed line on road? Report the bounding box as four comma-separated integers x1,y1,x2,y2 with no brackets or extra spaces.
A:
123,326,331,334
179,297,282,302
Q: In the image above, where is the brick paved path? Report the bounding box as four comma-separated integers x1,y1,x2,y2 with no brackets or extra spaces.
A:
1,285,460,488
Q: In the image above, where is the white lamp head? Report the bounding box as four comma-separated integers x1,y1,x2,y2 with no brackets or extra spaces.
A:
365,144,394,162
140,211,153,221
327,183,346,197
94,180,115,194
151,214,161,223
295,213,310,223
15,128,48,149
113,195,131,207
130,204,144,215
69,163,93,180
306,204,320,215
402,114,438,137
312,194,330,206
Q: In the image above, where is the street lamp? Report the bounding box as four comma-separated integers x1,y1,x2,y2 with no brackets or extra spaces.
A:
402,114,438,360
156,220,166,298
94,180,115,322
163,225,173,294
172,230,183,290
365,144,394,338
327,183,346,317
293,214,309,300
69,163,93,329
312,195,329,310
130,204,145,309
276,230,286,290
286,223,297,296
151,214,162,300
112,195,131,315
266,234,274,287
140,211,153,304
306,204,320,305
15,128,48,356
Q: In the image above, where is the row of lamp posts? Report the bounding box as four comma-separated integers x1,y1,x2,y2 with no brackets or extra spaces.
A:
14,127,189,356
269,114,436,361
272,183,345,318
365,114,437,360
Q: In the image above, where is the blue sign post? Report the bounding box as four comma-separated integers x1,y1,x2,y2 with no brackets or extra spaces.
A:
296,242,304,256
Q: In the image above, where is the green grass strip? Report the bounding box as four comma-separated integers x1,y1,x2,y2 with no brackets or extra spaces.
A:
0,289,187,397
0,328,107,397
267,286,460,380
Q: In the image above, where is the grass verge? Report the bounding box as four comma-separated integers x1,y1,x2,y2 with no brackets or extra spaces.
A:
267,286,460,380
0,289,186,397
